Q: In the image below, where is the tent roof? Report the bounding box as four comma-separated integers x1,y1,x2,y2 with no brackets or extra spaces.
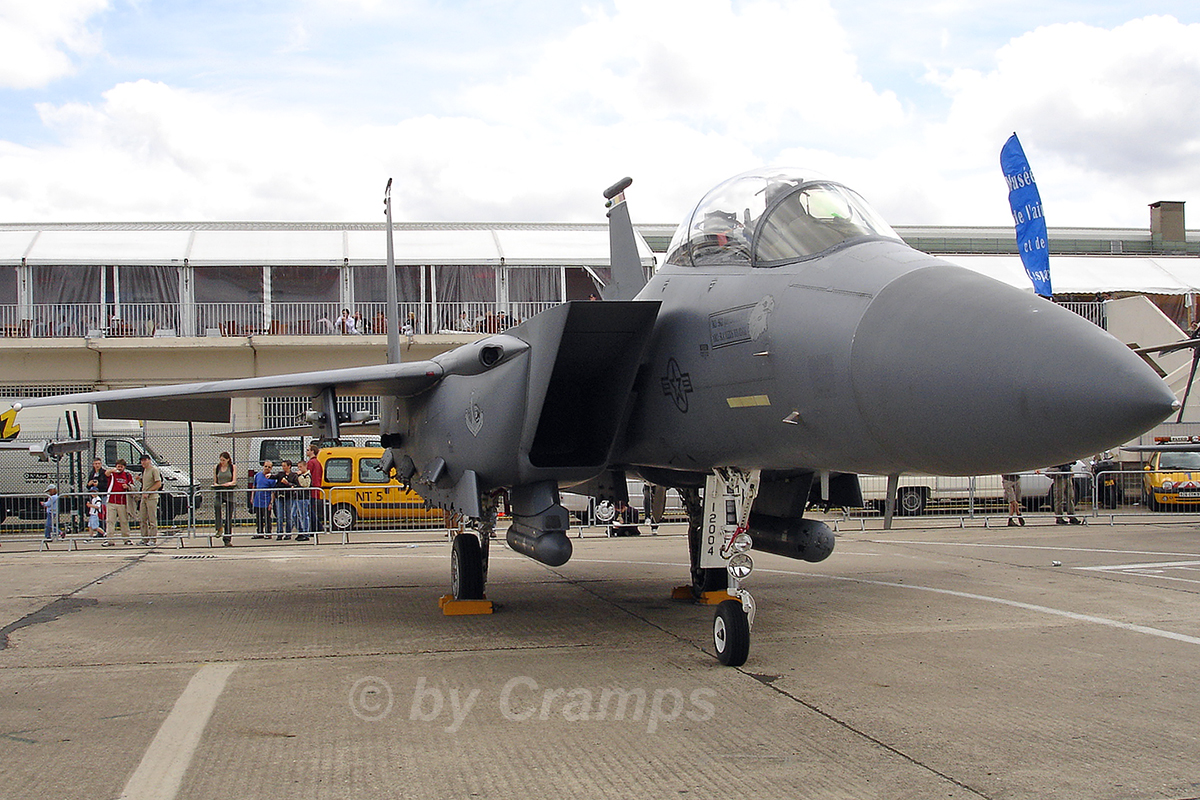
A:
946,254,1200,295
0,222,653,268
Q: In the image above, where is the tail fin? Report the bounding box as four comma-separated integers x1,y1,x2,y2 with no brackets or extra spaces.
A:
601,177,648,301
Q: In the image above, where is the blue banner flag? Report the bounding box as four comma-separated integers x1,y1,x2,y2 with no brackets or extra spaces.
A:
1000,133,1052,297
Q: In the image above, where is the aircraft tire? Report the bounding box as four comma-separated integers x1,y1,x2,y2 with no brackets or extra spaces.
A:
713,599,750,667
330,503,357,531
896,487,926,516
593,500,616,524
452,533,485,600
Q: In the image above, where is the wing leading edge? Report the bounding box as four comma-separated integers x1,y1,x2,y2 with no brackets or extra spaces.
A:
13,360,447,423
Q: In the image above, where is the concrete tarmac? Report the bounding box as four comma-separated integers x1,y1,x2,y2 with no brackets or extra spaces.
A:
2,521,1200,800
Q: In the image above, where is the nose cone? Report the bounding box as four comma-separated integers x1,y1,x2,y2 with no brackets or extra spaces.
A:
850,264,1176,475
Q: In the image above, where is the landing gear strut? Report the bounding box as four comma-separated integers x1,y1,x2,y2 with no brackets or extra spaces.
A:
681,487,726,595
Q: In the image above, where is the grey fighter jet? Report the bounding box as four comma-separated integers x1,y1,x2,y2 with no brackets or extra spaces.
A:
11,168,1176,666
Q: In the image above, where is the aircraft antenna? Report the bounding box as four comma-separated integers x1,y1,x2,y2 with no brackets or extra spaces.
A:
384,178,402,365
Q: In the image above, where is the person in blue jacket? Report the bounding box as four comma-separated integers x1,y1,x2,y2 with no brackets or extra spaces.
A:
251,460,277,539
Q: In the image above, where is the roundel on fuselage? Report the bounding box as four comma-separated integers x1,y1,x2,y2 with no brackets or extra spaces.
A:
663,167,901,269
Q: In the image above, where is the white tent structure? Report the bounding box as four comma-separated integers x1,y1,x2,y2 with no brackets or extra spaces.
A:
946,254,1200,296
0,222,654,338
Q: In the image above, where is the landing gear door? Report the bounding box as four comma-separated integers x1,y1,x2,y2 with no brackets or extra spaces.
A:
699,468,760,569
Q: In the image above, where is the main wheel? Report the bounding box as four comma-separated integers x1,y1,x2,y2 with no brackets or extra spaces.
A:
713,599,750,667
896,487,927,516
593,500,616,524
330,503,357,531
451,533,485,600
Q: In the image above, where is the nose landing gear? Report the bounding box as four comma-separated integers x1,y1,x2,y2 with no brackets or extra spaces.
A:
685,468,761,667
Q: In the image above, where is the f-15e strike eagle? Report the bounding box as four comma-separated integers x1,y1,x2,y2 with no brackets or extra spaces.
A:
13,168,1176,666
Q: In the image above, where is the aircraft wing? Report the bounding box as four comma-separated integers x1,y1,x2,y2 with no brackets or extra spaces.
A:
212,421,382,438
1122,444,1200,453
12,361,446,423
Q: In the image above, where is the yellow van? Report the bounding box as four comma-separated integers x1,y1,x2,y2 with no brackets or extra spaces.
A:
316,446,444,530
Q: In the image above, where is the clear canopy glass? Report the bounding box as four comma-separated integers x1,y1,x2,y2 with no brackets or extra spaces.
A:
664,168,900,268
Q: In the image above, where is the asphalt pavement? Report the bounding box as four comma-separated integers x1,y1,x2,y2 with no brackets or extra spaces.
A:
2,519,1199,800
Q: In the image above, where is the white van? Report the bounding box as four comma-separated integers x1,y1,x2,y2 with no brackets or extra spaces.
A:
0,405,197,522
855,469,1081,516
1,434,195,522
239,434,382,467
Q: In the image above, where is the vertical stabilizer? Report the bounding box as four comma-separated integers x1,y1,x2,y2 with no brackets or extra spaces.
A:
602,177,648,301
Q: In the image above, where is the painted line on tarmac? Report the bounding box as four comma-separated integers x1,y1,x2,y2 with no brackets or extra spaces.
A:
118,662,238,800
1076,559,1200,571
880,540,1200,558
755,567,1200,648
569,555,1200,646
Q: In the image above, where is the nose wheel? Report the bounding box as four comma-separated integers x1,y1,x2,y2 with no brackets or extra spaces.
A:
713,598,751,666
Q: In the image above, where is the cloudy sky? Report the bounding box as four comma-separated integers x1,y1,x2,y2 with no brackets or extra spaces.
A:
1,1,1197,229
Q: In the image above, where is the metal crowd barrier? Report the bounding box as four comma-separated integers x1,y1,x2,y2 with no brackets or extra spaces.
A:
1,485,461,550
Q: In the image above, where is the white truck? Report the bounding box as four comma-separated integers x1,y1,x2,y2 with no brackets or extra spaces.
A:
856,470,1067,516
0,406,197,523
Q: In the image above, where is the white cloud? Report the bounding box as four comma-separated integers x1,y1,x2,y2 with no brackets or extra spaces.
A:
459,0,905,155
0,0,107,89
922,15,1200,225
2,4,1199,231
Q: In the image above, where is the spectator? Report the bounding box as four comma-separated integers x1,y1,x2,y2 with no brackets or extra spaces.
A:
213,451,237,546
292,461,312,540
611,499,641,537
251,460,277,538
1002,474,1024,527
104,459,137,545
1051,462,1083,525
87,457,109,540
42,484,59,541
137,453,161,546
273,460,296,540
334,308,356,335
306,444,324,535
642,482,662,534
87,491,104,539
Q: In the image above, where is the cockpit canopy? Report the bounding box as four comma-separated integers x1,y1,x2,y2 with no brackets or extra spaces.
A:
663,167,901,268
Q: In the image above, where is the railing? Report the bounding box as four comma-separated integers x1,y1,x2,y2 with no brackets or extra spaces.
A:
0,302,564,338
0,300,1118,339
0,303,182,338
1056,301,1107,329
0,485,457,547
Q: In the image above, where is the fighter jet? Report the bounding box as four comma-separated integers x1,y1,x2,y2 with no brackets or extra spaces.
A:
10,168,1176,666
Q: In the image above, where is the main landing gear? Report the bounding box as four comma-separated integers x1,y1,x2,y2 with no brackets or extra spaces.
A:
680,468,760,667
441,495,497,615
